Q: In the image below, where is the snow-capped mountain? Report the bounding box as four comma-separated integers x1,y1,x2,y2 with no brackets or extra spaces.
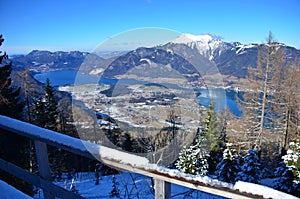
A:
171,33,225,60
163,33,300,77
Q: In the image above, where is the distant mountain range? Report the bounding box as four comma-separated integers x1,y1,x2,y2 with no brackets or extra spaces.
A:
10,34,300,79
10,50,90,73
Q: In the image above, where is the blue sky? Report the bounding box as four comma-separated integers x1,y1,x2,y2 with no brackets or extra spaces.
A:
1,0,299,54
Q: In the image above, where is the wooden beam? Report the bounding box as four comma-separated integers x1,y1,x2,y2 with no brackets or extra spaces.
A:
34,141,54,199
0,115,96,160
154,179,171,199
0,158,85,199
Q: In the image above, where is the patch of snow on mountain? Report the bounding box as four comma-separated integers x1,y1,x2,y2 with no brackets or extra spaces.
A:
236,44,256,55
140,58,151,65
171,33,223,60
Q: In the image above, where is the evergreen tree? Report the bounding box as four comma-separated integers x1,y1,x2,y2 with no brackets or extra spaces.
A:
273,143,300,197
215,143,239,183
204,101,225,174
281,142,300,183
175,146,198,175
175,129,209,176
32,95,47,127
176,102,225,176
204,101,220,151
120,132,131,151
273,162,298,196
44,78,59,130
32,78,58,130
0,35,24,118
57,97,78,137
235,150,261,183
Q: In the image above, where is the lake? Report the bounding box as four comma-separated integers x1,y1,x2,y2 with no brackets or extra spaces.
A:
34,70,242,116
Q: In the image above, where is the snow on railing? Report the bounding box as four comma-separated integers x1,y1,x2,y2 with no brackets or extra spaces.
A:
0,115,296,199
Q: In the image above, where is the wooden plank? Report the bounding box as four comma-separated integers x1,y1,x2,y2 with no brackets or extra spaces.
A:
0,158,40,186
0,158,85,199
154,179,171,199
34,141,51,180
0,115,96,160
34,141,54,199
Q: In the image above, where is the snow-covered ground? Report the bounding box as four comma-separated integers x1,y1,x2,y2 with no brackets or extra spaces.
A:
33,172,228,199
0,180,32,199
31,172,299,199
2,172,298,199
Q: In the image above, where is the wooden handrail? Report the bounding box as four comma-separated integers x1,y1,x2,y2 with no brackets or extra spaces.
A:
0,115,262,199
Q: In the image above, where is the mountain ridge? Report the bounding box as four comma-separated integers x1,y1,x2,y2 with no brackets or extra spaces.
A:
9,34,300,79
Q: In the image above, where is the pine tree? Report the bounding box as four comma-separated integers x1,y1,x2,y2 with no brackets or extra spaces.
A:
235,150,261,183
57,97,78,137
273,142,300,197
44,78,59,130
32,78,58,130
204,101,224,174
121,132,133,152
215,143,239,183
204,102,220,150
175,129,209,176
0,35,24,118
175,102,225,176
175,146,199,175
32,95,47,127
282,142,300,183
273,163,297,196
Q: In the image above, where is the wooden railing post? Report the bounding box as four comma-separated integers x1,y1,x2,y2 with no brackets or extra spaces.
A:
154,179,171,199
34,140,55,199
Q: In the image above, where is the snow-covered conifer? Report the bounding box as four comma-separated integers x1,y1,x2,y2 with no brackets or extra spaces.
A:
273,142,300,197
282,142,300,183
176,130,209,176
215,143,239,183
235,150,261,183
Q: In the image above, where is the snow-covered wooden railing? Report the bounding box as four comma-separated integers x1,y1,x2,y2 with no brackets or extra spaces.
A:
0,115,269,199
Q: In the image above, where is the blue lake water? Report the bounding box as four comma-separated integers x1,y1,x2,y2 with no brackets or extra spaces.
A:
34,70,242,116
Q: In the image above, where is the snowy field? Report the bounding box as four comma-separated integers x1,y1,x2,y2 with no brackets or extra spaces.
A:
30,172,298,199
33,172,228,199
